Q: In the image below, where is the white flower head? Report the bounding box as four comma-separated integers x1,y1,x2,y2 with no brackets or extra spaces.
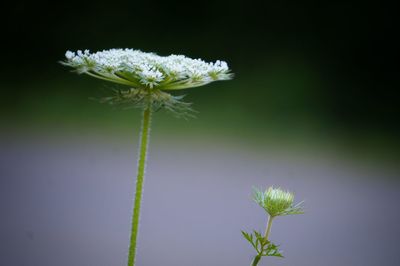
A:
62,48,232,90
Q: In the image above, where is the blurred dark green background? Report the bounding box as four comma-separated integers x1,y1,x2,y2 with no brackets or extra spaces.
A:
2,0,399,156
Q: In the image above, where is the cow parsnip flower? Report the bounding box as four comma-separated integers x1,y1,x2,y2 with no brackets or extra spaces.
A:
62,49,232,115
253,187,304,217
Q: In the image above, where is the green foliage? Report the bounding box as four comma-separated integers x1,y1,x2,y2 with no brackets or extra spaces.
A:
242,230,283,258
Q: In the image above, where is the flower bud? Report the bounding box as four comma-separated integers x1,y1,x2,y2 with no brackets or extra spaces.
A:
253,186,304,217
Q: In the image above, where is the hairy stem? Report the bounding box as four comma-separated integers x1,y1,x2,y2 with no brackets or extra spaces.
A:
251,216,274,266
127,106,152,266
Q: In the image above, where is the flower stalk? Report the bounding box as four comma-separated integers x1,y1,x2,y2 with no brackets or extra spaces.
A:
127,105,152,266
251,215,274,266
264,215,273,240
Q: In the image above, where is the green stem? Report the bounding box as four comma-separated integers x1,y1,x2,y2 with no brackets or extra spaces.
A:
251,255,262,266
251,216,274,266
127,106,152,266
264,215,274,240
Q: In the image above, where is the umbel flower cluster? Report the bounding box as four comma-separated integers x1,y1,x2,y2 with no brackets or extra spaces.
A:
62,49,232,116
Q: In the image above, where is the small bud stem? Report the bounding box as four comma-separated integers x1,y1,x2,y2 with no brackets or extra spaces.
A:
251,215,275,266
127,105,152,266
264,215,274,240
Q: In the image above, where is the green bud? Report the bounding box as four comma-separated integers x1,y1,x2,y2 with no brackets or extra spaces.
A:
253,186,304,217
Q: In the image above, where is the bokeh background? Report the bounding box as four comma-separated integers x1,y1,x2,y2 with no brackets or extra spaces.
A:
1,1,400,266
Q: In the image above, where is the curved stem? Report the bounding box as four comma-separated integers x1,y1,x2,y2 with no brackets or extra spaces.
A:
127,106,152,266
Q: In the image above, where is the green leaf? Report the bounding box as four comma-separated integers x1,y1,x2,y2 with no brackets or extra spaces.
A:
242,230,284,258
241,231,252,242
262,242,284,258
241,230,256,249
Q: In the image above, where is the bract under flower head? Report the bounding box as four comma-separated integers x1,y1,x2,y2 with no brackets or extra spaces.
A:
253,187,304,217
62,49,232,90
